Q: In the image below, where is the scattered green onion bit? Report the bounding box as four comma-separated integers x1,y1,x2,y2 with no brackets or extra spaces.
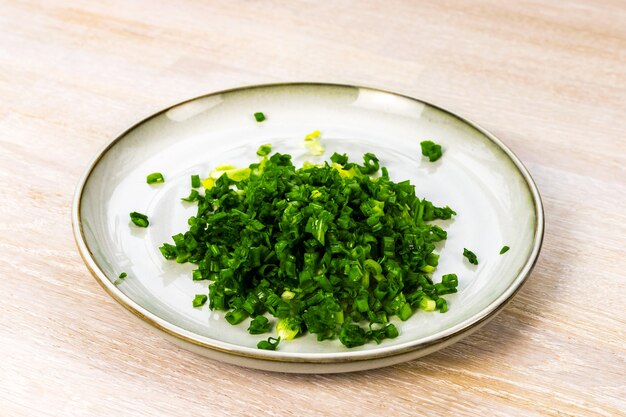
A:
146,172,165,184
500,245,510,254
129,211,149,228
254,112,266,122
420,140,442,162
181,189,200,202
257,336,280,350
248,316,271,334
256,144,272,157
192,294,208,307
118,272,127,279
191,175,201,188
161,147,459,349
463,248,478,265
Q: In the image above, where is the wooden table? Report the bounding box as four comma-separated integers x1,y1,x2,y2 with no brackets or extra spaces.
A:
1,1,624,415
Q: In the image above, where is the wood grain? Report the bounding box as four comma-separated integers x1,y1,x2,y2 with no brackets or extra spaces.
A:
1,0,625,415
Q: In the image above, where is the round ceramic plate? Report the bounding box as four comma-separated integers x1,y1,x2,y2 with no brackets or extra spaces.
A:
73,83,543,373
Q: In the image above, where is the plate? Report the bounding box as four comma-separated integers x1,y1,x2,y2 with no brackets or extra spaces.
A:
72,83,543,373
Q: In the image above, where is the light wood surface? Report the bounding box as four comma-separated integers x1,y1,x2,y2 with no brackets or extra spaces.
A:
1,0,625,415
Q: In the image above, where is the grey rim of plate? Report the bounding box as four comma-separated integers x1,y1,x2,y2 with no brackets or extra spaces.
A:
72,82,544,371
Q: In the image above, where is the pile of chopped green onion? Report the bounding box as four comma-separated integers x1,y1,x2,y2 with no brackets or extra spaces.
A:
159,145,458,349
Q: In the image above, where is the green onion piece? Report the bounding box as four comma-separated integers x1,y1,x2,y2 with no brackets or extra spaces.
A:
159,243,176,260
118,272,127,279
339,324,367,348
276,318,300,340
500,245,510,254
359,153,380,175
355,293,369,312
463,248,479,265
225,309,248,325
330,152,348,165
397,303,413,321
257,336,280,350
129,211,149,228
146,172,165,184
247,316,271,334
281,290,295,301
175,252,190,263
181,189,200,202
419,297,436,311
420,140,442,162
191,175,201,188
441,273,459,289
254,112,266,122
364,259,382,275
256,144,272,156
192,294,208,307
385,324,399,339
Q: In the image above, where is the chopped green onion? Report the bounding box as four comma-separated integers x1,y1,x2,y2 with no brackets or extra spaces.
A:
419,297,436,311
181,189,200,202
339,324,367,348
256,144,272,156
192,294,208,307
161,149,459,348
420,140,442,162
254,112,266,122
146,172,165,184
129,211,149,228
500,245,510,254
225,309,248,325
276,318,300,340
281,290,295,301
384,323,399,339
463,248,478,265
441,273,458,289
191,175,201,188
248,316,271,334
257,336,280,350
118,272,127,279
397,303,413,321
436,297,448,313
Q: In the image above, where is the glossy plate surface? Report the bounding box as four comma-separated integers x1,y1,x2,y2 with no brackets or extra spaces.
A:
73,83,543,373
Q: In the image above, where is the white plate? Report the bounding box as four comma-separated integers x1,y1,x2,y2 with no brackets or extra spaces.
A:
73,83,543,373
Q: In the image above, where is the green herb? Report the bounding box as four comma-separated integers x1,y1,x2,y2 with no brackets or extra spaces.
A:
118,272,127,279
339,323,399,348
257,336,280,350
130,211,149,228
500,245,510,254
192,294,208,307
191,175,201,188
248,316,271,334
181,189,200,202
256,144,272,157
276,317,300,340
254,112,266,122
161,146,458,349
225,309,248,325
146,172,165,184
463,248,478,265
420,140,442,162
